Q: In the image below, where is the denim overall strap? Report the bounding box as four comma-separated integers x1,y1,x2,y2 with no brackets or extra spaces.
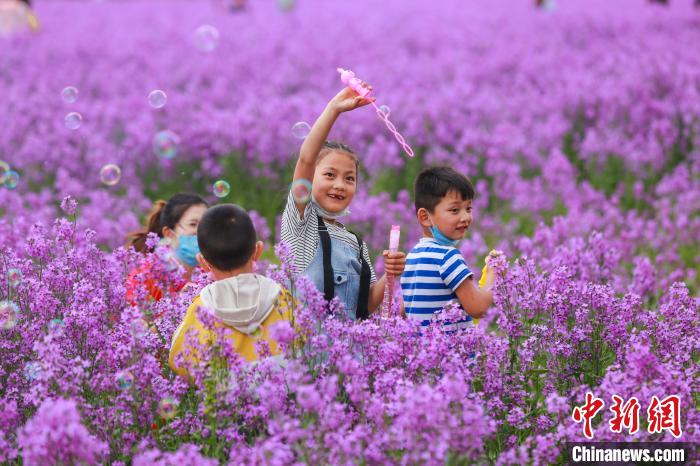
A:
317,217,335,304
350,232,371,320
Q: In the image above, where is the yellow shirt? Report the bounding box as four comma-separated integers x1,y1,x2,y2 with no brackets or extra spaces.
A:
168,288,295,377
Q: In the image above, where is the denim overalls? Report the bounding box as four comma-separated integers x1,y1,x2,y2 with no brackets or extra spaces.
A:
303,217,371,321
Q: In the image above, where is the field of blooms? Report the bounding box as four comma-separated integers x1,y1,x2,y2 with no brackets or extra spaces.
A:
1,0,699,464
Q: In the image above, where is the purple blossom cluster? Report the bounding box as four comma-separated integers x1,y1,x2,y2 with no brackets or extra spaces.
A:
0,1,697,296
0,0,698,463
0,211,697,464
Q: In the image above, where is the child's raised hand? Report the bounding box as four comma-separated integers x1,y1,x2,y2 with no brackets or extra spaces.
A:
382,250,406,277
329,85,375,114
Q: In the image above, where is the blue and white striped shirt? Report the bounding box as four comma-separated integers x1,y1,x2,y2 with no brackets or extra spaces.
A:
400,237,473,328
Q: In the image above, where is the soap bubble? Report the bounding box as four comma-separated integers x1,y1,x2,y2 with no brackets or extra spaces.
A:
64,112,83,130
148,90,167,109
152,130,179,159
291,179,312,204
291,121,311,139
61,86,78,103
116,370,134,390
99,164,121,186
214,0,246,12
542,0,557,11
157,241,180,271
277,0,295,11
212,180,231,198
48,318,65,330
0,160,9,180
7,269,22,287
378,105,391,117
158,397,179,420
24,362,42,381
0,300,19,330
2,170,19,189
193,25,220,52
130,318,148,338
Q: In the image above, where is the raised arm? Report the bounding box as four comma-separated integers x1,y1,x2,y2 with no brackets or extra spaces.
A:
292,86,374,216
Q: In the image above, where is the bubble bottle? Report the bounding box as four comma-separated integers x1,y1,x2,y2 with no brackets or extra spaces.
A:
380,225,401,318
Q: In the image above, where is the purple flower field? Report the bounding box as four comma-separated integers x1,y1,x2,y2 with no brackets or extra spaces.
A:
1,0,698,464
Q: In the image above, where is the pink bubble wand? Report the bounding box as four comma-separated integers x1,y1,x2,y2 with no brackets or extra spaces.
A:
337,68,415,158
381,225,401,318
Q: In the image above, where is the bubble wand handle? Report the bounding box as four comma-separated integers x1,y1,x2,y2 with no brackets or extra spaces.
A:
337,68,415,158
381,225,401,318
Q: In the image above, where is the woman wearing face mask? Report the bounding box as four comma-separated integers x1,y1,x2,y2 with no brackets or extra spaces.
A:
126,193,209,304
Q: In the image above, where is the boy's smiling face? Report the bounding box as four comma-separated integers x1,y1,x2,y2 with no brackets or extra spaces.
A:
418,190,473,240
312,151,357,214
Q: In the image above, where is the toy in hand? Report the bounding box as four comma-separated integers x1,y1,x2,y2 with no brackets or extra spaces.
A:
337,68,414,158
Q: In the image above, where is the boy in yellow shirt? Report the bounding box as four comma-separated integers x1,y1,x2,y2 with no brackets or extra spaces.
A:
168,204,295,377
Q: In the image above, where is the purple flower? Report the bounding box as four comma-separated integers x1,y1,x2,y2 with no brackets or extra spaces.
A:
18,398,107,466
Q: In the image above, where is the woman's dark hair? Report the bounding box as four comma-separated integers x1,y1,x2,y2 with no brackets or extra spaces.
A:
127,193,208,253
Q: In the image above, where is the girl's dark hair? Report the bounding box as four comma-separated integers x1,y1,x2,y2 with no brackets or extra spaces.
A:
317,141,360,172
127,193,208,253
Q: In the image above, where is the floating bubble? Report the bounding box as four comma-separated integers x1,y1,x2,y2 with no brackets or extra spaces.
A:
0,300,19,330
156,239,179,271
291,121,311,139
48,318,65,330
24,361,42,381
152,130,179,160
193,25,220,52
99,164,121,186
542,0,557,11
130,318,148,338
0,160,9,180
158,397,179,420
291,179,312,204
148,90,167,109
277,0,295,11
212,180,231,198
64,112,83,130
7,269,22,287
214,0,246,12
2,170,19,190
61,86,78,104
378,105,391,117
116,370,134,390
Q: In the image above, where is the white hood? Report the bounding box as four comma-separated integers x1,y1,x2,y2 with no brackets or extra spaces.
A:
199,273,281,335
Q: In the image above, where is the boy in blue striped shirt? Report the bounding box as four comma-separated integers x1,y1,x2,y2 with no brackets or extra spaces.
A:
401,166,495,330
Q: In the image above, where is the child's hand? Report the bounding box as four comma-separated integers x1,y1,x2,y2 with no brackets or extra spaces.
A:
478,250,502,289
383,250,406,277
328,86,375,114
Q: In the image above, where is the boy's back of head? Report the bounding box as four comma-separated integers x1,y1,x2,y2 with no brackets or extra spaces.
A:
414,166,475,213
197,204,257,271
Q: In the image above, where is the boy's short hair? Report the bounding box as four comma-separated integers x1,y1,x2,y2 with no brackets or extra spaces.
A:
414,166,475,213
197,204,257,271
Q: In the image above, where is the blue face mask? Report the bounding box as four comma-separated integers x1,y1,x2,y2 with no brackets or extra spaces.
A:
427,213,460,247
175,234,200,267
430,225,460,247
